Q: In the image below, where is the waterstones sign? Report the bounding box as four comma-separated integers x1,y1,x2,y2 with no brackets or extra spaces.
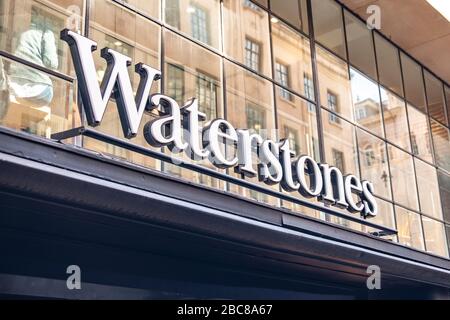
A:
61,29,378,218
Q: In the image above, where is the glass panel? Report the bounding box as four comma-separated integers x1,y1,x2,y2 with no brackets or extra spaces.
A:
350,68,383,137
163,30,223,186
396,206,425,251
407,104,433,163
344,10,377,80
424,71,446,125
125,0,160,19
223,0,271,77
389,146,419,211
365,197,396,240
438,170,450,224
381,87,410,151
415,158,443,220
357,129,391,200
0,56,79,138
163,0,220,49
322,109,359,177
401,53,426,112
224,61,277,205
311,0,346,59
271,18,312,99
0,0,84,77
270,0,308,34
431,119,450,172
422,217,449,258
84,0,160,170
277,92,319,217
447,225,450,255
374,33,403,97
316,46,352,121
277,90,319,161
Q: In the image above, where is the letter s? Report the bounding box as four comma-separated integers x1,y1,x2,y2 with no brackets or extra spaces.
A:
362,181,377,217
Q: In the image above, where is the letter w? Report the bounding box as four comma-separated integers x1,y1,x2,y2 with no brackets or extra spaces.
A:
61,29,161,138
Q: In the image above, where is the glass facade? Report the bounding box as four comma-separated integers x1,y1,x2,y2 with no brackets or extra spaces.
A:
0,0,449,258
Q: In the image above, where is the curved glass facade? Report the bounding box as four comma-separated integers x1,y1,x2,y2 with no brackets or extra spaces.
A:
0,0,449,258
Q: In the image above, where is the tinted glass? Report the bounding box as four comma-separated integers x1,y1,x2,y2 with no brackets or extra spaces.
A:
381,87,410,151
401,53,426,112
374,33,403,97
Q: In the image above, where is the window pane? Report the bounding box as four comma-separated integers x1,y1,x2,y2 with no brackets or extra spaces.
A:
344,10,376,80
438,170,450,224
312,0,346,59
424,71,446,125
374,33,403,97
225,61,277,205
415,158,443,220
431,119,450,172
350,68,383,137
396,206,425,251
381,87,410,151
223,0,271,77
322,109,359,176
0,56,79,138
317,46,352,121
271,19,312,99
163,30,223,186
125,0,160,19
422,217,449,258
270,0,308,34
407,105,433,163
365,197,396,240
164,0,220,49
401,53,426,112
84,0,160,170
357,129,391,200
0,0,84,77
389,146,419,211
277,90,319,160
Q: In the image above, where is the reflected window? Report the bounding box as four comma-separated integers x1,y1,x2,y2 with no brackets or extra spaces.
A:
244,0,261,11
415,159,443,220
344,10,376,80
374,34,403,97
311,0,346,59
431,119,450,172
408,105,433,163
275,62,291,100
422,217,449,258
165,0,180,28
396,206,425,251
190,4,209,44
401,53,426,112
284,125,299,155
167,64,184,105
332,148,345,173
304,73,315,111
245,38,260,72
350,68,383,137
382,88,410,151
246,103,266,133
389,146,419,211
196,72,218,118
425,71,446,125
327,92,339,124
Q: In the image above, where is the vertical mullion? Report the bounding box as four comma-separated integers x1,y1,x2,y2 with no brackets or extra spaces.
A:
306,0,325,164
